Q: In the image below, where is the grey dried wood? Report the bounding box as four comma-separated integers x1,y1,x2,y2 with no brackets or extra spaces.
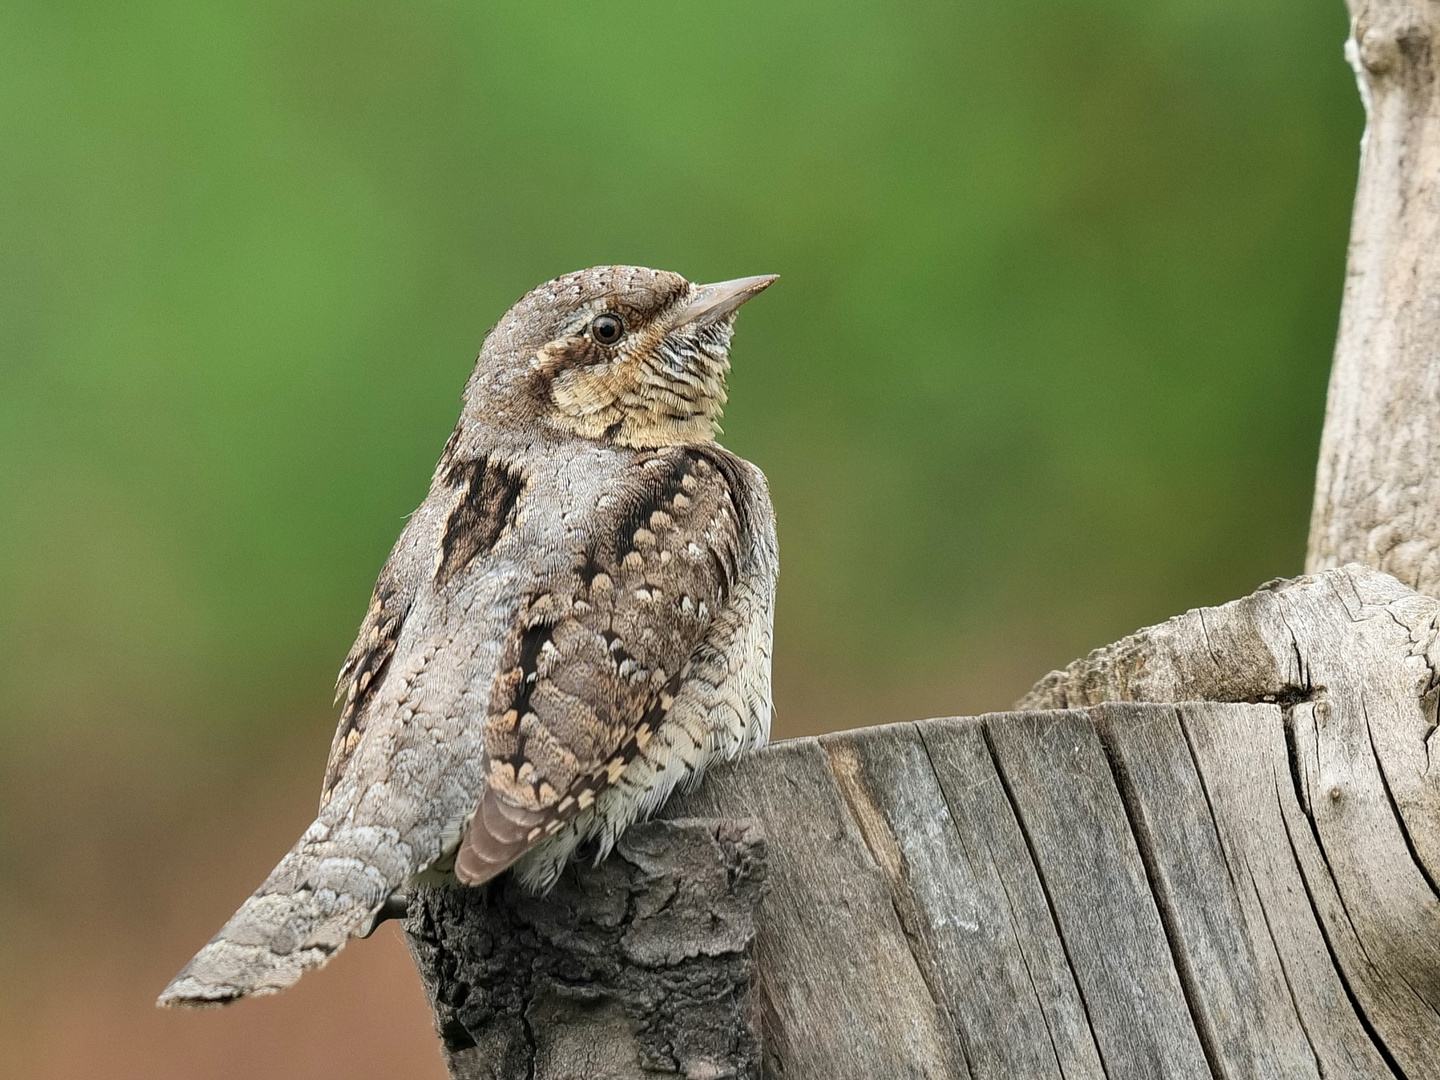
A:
1174,700,1392,1078
981,708,1210,1079
825,719,1106,1080
1308,5,1440,595
1024,563,1440,1078
670,739,972,1080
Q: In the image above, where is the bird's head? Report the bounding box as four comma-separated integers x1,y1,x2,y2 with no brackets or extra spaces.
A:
463,266,775,449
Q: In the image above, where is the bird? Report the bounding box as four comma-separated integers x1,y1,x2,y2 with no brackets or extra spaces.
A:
158,265,778,1007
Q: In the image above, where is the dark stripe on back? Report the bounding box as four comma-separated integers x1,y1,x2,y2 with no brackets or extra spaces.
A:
437,455,525,586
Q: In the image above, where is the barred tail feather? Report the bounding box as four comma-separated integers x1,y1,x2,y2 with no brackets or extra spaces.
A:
157,820,397,1008
453,787,548,887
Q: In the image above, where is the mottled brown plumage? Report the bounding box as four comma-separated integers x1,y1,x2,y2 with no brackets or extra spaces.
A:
159,266,778,1007
457,446,748,883
324,566,411,807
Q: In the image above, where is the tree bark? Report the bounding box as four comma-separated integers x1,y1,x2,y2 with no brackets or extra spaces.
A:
1307,3,1440,593
403,819,766,1080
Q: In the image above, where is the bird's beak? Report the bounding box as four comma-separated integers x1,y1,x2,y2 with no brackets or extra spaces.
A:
677,275,778,326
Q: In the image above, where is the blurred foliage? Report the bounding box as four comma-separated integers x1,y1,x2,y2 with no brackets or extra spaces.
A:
0,0,1359,766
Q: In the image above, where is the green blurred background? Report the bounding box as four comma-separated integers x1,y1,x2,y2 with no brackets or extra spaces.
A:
0,1,1360,1076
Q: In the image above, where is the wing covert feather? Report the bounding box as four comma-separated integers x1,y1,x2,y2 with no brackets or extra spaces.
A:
322,563,415,808
455,446,751,884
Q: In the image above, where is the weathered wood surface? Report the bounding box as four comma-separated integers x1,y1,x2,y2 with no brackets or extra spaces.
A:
1023,562,1440,1078
408,563,1440,1078
1308,3,1440,596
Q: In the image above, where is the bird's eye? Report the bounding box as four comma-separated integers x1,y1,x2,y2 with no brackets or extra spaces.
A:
590,313,625,346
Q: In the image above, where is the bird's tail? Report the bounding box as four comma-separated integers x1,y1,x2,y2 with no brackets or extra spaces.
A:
157,820,394,1008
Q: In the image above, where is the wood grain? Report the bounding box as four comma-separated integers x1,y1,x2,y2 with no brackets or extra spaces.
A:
1308,4,1440,598
675,739,971,1080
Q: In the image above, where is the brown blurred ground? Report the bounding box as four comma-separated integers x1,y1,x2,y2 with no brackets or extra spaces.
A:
0,732,443,1080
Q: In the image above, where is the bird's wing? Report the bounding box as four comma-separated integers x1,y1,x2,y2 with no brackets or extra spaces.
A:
323,560,414,808
454,445,753,884
321,557,418,810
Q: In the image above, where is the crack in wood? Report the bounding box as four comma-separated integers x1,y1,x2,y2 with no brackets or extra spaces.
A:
988,843,1068,1079
1363,698,1440,905
979,718,1115,1080
819,735,974,1075
1241,853,1325,1080
1092,707,1226,1080
1276,781,1406,1080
